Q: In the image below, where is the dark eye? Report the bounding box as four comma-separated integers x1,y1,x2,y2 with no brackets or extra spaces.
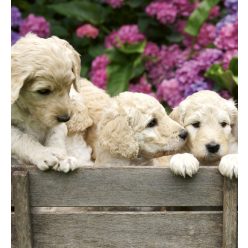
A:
221,122,227,127
146,118,158,128
37,89,51,95
192,122,200,128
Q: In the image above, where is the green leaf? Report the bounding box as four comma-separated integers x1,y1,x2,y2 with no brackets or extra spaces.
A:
117,41,146,54
205,64,237,92
106,49,130,64
107,64,133,96
229,57,238,77
185,0,220,36
88,45,105,57
47,1,110,25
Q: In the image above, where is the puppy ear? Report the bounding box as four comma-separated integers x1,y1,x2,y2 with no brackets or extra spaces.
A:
67,87,93,134
169,106,183,125
50,36,81,91
98,110,139,159
226,99,238,141
11,44,31,104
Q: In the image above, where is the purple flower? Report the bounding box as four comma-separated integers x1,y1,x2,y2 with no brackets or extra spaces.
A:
11,31,21,45
144,42,160,58
146,1,177,24
105,0,124,8
20,14,50,38
90,55,110,89
196,23,216,48
208,6,220,19
214,21,238,50
129,76,154,96
175,60,203,85
11,6,22,27
222,49,238,69
157,79,184,107
183,80,212,97
218,90,232,99
224,0,238,13
196,48,223,70
105,25,145,48
174,0,195,17
216,13,238,34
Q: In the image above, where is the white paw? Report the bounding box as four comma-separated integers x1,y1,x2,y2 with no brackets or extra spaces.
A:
53,156,78,173
170,153,200,177
219,154,238,179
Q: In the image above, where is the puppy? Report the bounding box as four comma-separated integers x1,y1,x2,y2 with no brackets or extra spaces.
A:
95,91,188,166
168,90,238,179
11,33,92,172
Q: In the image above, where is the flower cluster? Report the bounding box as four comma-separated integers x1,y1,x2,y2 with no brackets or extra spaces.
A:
105,0,124,8
105,25,145,48
76,24,99,39
11,6,50,45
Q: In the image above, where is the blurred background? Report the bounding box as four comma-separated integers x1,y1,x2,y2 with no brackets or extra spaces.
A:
11,0,238,110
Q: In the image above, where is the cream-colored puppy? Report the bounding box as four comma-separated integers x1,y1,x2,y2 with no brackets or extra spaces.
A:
169,90,238,179
11,33,92,172
95,92,188,166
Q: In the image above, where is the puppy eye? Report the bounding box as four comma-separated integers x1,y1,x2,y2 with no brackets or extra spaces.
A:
220,122,228,127
37,89,51,95
146,118,158,128
192,122,200,128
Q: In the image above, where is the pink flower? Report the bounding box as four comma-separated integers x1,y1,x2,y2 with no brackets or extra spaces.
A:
76,24,99,39
129,76,154,96
196,23,216,48
146,1,177,24
214,21,238,50
222,49,238,69
90,55,109,89
209,6,220,19
105,25,145,48
105,0,124,8
157,79,184,107
20,14,50,38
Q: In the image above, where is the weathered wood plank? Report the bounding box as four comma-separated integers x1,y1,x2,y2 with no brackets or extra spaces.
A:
223,178,238,248
13,171,33,248
29,166,223,207
31,210,222,248
11,213,17,248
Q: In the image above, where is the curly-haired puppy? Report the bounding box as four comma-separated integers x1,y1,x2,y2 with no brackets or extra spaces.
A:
168,90,238,179
95,92,188,166
11,33,92,172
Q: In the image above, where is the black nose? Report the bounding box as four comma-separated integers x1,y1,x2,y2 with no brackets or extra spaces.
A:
57,114,70,123
178,129,188,140
206,142,220,153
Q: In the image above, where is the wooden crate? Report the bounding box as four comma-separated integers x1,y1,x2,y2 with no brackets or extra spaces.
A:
11,165,237,248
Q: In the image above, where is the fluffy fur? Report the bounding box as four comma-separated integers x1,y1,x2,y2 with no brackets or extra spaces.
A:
68,79,188,166
168,90,238,178
11,33,92,172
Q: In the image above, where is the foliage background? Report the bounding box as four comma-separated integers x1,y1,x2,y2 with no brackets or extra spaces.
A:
11,0,238,110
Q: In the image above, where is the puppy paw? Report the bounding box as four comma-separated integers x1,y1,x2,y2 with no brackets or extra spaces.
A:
219,154,238,179
170,153,200,177
53,156,79,173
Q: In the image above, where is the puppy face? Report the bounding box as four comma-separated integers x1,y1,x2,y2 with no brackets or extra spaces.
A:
11,33,81,128
170,90,238,162
98,92,187,159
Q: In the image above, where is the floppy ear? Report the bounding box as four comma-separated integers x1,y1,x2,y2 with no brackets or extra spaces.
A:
67,87,93,134
11,46,31,104
98,111,139,159
50,36,81,91
226,99,238,141
169,106,183,125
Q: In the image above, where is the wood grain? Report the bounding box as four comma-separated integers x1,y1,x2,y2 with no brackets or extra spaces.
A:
223,177,238,248
13,171,33,248
32,210,222,248
28,166,223,207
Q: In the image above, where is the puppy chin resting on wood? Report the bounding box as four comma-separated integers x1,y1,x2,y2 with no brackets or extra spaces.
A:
168,90,238,179
11,33,92,172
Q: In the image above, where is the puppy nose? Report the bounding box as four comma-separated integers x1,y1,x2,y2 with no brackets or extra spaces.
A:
57,114,70,123
206,142,220,153
178,129,188,140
